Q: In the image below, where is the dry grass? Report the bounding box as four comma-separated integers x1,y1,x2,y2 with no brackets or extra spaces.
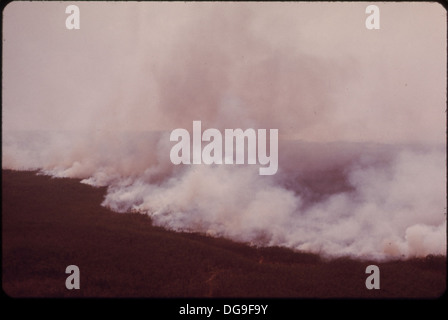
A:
2,169,446,299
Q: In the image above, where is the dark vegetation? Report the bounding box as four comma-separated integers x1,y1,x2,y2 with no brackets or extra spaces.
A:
2,169,446,298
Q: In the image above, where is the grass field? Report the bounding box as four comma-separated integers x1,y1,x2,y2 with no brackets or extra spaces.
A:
2,169,446,298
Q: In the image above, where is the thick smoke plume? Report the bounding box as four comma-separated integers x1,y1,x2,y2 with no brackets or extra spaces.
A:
3,2,446,260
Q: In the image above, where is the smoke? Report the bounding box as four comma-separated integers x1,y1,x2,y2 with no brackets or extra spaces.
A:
96,143,445,260
2,2,446,260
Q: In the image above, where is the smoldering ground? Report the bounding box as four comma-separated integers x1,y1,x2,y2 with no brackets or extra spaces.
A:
2,2,446,260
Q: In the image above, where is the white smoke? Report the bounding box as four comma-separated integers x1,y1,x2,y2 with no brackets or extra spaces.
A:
6,130,444,260
97,143,445,260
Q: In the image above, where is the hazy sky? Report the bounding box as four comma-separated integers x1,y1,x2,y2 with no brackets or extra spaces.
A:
2,1,446,144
